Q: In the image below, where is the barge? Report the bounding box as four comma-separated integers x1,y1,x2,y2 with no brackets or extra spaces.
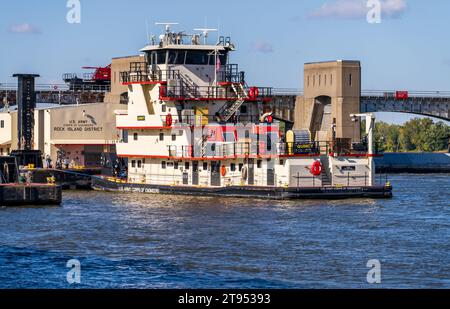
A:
92,24,393,200
0,156,62,206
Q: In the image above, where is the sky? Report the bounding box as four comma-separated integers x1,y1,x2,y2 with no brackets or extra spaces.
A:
1,0,450,124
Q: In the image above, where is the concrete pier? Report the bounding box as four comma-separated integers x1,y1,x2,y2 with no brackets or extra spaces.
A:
375,153,450,173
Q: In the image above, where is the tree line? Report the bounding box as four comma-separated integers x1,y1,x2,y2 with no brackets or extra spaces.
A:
369,118,449,152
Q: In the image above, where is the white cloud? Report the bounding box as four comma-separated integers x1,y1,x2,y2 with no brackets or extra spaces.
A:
308,0,407,19
8,23,41,34
252,41,274,54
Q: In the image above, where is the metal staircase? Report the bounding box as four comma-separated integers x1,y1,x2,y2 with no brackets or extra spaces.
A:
320,155,332,187
219,83,248,121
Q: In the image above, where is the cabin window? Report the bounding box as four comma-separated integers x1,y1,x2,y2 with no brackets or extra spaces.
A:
257,160,262,168
349,74,352,86
230,163,236,172
174,162,179,169
131,160,136,168
162,105,167,112
0,120,4,128
185,162,190,170
159,133,164,141
280,159,284,165
161,161,166,169
168,50,186,65
240,105,248,114
137,160,142,168
245,130,250,138
133,133,138,141
239,163,243,171
203,162,208,170
185,51,209,65
172,134,176,141
156,51,167,64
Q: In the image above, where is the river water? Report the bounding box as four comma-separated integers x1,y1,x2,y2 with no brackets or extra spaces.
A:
0,174,449,288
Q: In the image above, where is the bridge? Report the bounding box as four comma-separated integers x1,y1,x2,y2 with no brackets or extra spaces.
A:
0,83,109,106
1,82,449,122
360,90,450,121
270,89,450,124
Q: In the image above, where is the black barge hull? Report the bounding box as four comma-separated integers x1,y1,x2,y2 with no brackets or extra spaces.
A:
92,177,392,200
0,184,62,206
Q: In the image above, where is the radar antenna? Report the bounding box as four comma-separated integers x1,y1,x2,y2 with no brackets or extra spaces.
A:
194,28,218,44
155,22,179,33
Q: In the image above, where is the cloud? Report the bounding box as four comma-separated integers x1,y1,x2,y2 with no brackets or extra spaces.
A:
252,41,274,54
8,23,41,34
308,0,407,19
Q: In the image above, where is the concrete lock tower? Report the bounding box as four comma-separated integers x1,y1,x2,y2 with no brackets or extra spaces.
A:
294,60,361,143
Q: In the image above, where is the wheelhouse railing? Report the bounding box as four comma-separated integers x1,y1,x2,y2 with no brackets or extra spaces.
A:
120,62,181,83
162,85,272,101
218,64,245,84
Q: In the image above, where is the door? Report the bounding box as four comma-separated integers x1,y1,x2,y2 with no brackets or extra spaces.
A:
267,160,275,186
182,172,189,185
192,161,199,185
210,161,221,187
248,159,255,185
195,107,209,126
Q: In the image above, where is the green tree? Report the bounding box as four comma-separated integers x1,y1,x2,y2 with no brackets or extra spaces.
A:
373,117,449,152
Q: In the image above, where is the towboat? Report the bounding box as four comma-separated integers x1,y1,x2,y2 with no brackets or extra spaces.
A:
92,24,392,200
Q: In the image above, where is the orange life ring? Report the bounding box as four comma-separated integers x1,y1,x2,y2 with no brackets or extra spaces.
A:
248,87,259,100
310,161,322,176
221,165,227,177
165,113,173,127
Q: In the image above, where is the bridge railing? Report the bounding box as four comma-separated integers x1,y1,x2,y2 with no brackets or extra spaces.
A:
0,83,110,92
362,90,450,98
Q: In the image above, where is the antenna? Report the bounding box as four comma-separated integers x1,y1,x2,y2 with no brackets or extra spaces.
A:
145,20,150,44
155,22,179,33
194,28,218,44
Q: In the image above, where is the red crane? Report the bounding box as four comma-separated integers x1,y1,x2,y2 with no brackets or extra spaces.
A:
63,64,111,91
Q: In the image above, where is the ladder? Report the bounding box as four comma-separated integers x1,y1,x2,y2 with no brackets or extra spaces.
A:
200,133,211,157
320,155,332,186
220,83,248,121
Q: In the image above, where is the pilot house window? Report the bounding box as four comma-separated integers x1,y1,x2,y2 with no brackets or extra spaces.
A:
185,51,209,65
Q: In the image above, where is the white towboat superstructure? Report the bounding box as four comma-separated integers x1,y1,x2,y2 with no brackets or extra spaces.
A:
92,25,392,199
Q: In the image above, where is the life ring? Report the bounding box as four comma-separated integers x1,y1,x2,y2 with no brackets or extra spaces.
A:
241,166,248,180
165,113,173,127
266,115,273,124
310,161,322,176
248,87,259,100
221,165,227,177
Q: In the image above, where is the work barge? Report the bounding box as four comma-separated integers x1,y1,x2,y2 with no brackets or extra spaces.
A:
0,75,61,206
